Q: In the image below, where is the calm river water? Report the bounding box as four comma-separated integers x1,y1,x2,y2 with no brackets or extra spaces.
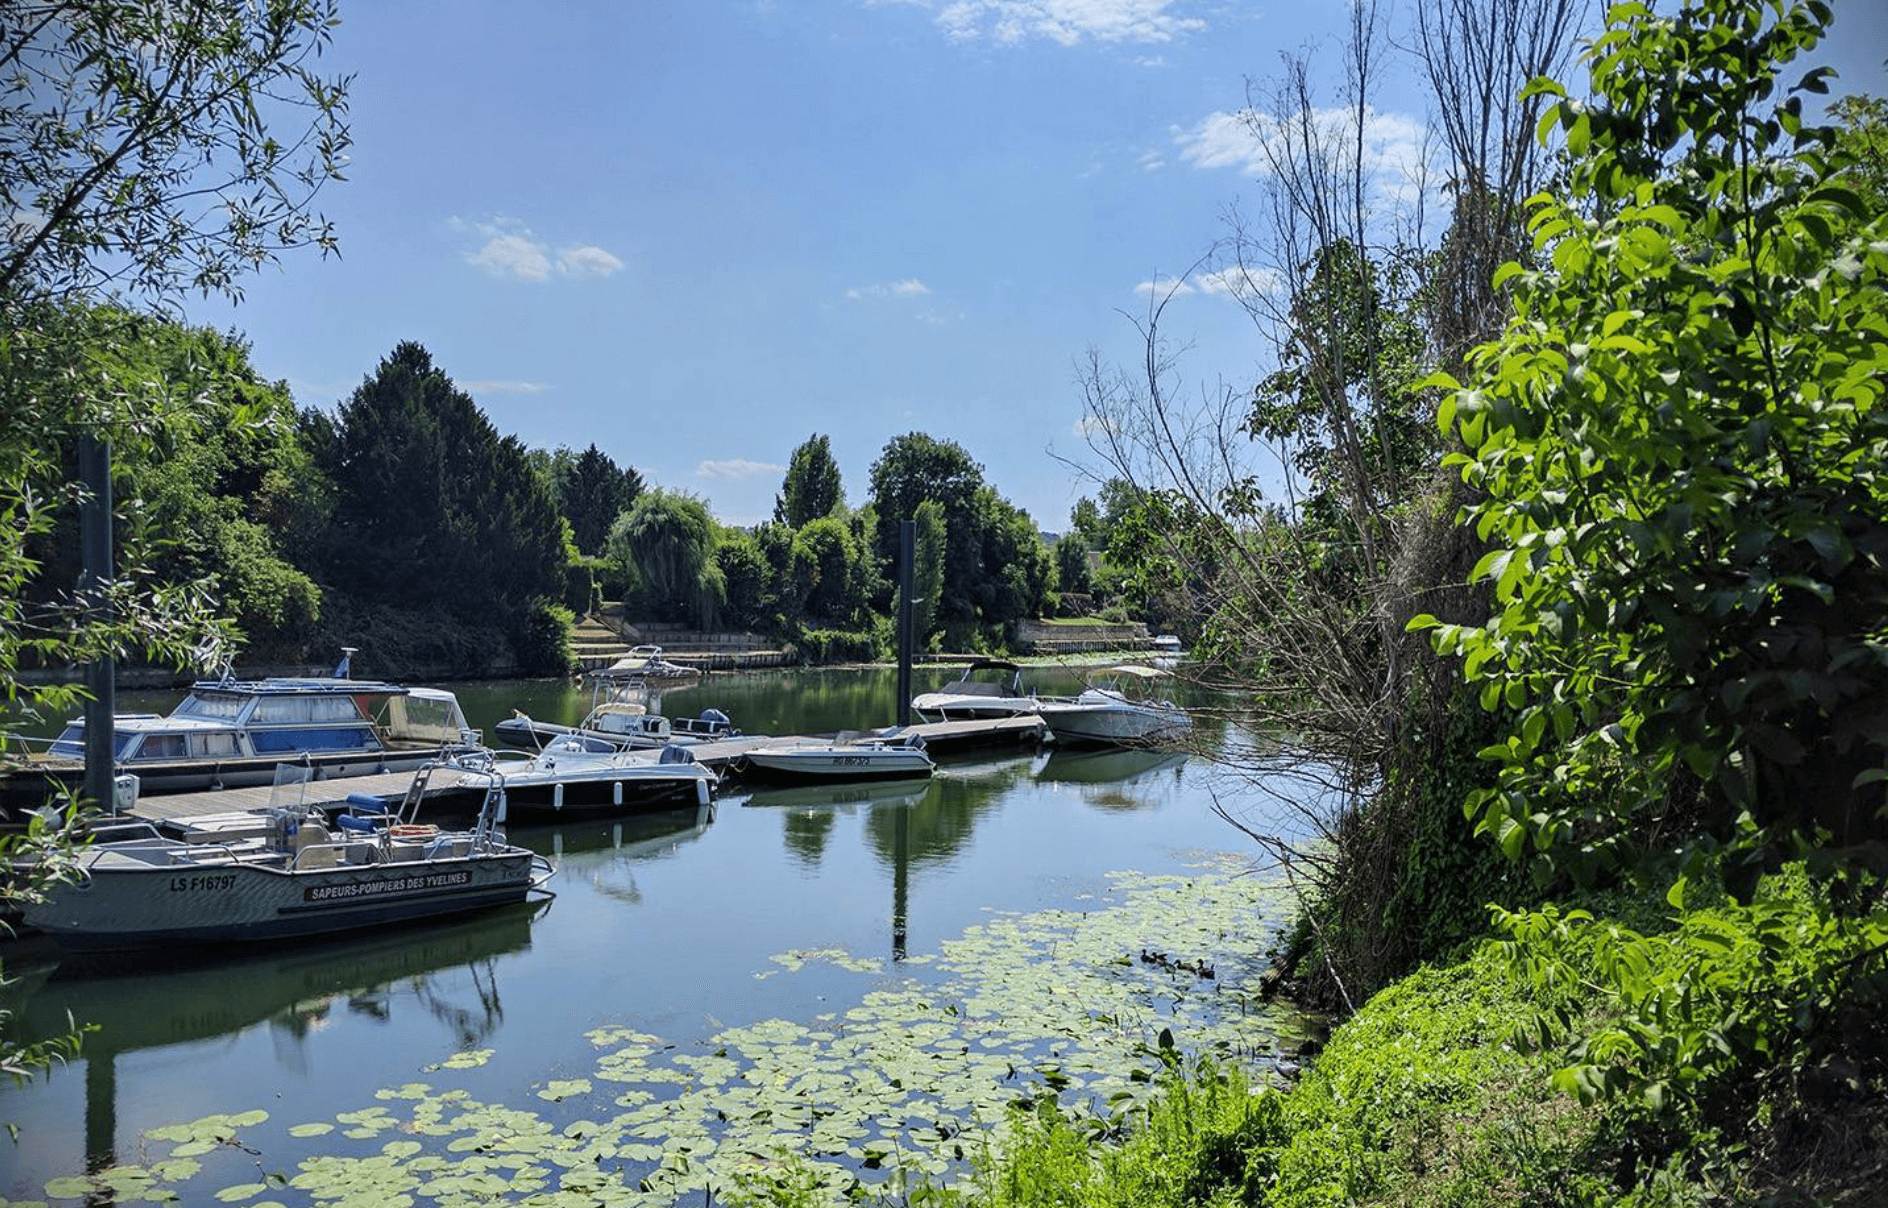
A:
0,666,1303,1204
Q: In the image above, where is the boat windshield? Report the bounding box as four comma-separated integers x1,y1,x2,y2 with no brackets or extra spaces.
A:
252,695,370,724
173,692,246,720
48,725,134,759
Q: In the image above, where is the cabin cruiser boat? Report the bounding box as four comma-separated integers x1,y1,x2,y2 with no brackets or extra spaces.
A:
1034,666,1192,748
910,659,1038,722
3,653,478,804
20,762,553,950
481,736,718,820
593,645,701,683
495,681,741,753
739,731,935,784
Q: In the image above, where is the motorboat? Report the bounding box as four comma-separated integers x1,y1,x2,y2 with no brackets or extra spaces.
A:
20,763,553,951
739,731,935,784
1034,666,1192,748
495,683,741,753
2,651,479,806
481,737,718,820
910,659,1038,722
593,645,701,683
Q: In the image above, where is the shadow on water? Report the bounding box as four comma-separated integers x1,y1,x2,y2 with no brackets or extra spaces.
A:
503,803,714,907
0,902,544,1172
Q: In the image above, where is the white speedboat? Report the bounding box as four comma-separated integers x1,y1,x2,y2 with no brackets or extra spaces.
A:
21,764,552,951
4,651,478,805
495,686,740,753
483,737,718,819
910,659,1038,722
1034,666,1192,748
739,732,935,783
593,645,701,683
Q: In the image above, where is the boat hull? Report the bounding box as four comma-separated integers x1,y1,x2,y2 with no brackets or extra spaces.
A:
741,748,935,783
23,848,536,951
1036,704,1191,748
498,768,715,820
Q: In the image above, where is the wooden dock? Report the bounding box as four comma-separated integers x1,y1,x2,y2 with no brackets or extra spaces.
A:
124,714,1046,825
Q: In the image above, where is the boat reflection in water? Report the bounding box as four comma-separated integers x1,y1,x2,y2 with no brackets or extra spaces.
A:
1032,747,1189,810
504,803,714,906
1,902,543,1171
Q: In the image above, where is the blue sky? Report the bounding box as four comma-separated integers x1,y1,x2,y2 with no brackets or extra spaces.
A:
194,0,1888,532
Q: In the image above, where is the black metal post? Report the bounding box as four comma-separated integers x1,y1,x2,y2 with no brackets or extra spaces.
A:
897,519,915,728
78,436,115,811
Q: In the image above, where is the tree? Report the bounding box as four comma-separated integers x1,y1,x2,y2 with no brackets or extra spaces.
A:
0,0,352,1088
560,443,644,557
911,500,947,645
1418,0,1888,891
312,343,570,666
774,434,844,528
868,433,996,623
609,489,723,629
1055,534,1093,600
1,0,351,305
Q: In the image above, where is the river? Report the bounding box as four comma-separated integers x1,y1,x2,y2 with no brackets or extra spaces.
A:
0,666,1307,1205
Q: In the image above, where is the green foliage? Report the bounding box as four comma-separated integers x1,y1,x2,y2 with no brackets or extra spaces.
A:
310,342,570,639
608,488,725,629
554,443,644,556
0,0,351,305
775,433,845,528
792,624,886,665
512,599,575,677
1415,0,1888,893
793,516,868,624
911,499,948,646
1054,534,1093,598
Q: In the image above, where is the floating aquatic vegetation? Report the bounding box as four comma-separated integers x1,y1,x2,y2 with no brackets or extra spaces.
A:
18,866,1296,1207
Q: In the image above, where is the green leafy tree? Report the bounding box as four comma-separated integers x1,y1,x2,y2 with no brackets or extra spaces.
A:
714,528,774,631
792,516,863,623
869,433,986,620
0,0,351,1089
608,488,724,629
1055,533,1093,599
1,0,351,304
774,434,844,528
1418,0,1888,893
911,499,947,646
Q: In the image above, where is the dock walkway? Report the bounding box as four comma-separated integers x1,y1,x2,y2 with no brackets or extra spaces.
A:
127,715,1045,825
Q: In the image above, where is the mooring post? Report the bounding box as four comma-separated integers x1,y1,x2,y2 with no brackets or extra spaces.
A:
78,435,116,812
897,519,915,728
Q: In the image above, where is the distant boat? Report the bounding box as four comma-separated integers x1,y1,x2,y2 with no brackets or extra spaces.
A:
739,731,935,784
1034,666,1192,748
1,651,479,807
593,645,701,683
910,659,1038,722
495,681,741,753
21,763,552,951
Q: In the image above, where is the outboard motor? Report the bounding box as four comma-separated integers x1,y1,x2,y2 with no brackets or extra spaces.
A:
699,708,730,727
659,744,697,764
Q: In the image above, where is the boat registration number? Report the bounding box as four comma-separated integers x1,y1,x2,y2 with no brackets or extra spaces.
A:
167,873,237,893
832,756,871,767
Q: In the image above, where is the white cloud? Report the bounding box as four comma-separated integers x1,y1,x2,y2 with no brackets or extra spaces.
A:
1174,104,1428,191
1133,265,1279,304
1074,414,1119,440
847,277,933,301
697,458,785,481
455,216,624,282
464,379,552,395
469,232,552,281
929,0,1205,46
559,245,625,278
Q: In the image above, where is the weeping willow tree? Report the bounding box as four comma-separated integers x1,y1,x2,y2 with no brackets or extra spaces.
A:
608,489,725,630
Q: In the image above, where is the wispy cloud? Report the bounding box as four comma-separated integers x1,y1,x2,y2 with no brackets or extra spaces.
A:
452,216,626,282
1173,105,1428,193
846,278,933,301
1133,265,1280,305
463,379,552,395
697,458,784,481
922,0,1205,46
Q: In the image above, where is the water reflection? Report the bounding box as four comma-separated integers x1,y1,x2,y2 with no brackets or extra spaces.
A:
507,804,713,905
1,904,540,1170
1033,748,1189,810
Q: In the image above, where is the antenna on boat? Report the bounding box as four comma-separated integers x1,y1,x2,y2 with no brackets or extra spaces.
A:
334,647,357,679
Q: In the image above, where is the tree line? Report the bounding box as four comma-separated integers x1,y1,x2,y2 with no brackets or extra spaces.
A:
16,322,1149,677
